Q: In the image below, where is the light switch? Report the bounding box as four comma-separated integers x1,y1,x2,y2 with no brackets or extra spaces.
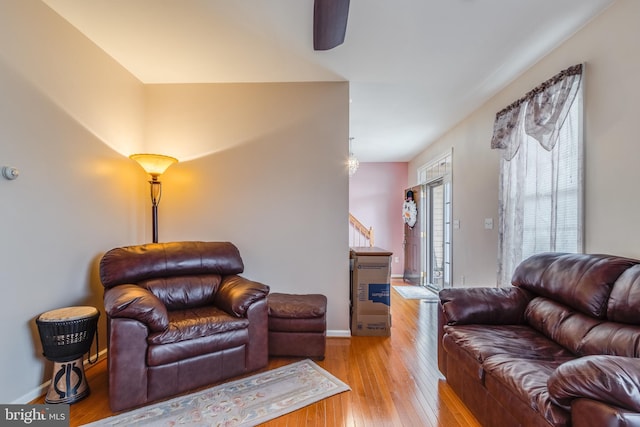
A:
453,220,460,229
484,218,494,229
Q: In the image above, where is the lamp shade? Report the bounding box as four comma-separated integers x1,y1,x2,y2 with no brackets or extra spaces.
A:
130,154,178,178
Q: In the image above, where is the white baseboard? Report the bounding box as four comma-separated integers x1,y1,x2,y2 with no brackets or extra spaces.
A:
327,329,351,338
13,349,108,404
391,274,403,279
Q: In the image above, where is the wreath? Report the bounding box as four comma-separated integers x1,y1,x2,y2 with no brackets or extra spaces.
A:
402,200,417,228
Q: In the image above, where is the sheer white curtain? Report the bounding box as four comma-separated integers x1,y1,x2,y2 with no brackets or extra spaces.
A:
492,65,583,286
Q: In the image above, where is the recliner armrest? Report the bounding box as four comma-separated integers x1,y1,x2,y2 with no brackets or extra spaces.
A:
439,287,532,325
103,284,169,332
215,275,270,317
548,355,640,412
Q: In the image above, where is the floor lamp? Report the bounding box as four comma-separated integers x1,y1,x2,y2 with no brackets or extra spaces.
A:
130,153,178,243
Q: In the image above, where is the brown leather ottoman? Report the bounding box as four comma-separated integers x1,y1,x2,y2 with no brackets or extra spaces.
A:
267,293,327,360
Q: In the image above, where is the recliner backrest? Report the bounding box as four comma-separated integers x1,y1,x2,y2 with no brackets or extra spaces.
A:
99,241,244,289
138,274,222,310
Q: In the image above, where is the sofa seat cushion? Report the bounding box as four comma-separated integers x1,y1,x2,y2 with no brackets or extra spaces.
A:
148,306,249,345
483,355,571,427
444,324,574,362
443,324,575,382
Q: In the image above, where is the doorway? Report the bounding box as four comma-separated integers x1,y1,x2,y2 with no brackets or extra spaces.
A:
403,151,452,290
402,186,422,286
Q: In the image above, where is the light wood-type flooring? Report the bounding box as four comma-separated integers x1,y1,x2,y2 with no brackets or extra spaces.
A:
34,280,480,426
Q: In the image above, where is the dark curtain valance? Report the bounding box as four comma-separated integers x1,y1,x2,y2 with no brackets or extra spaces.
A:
491,64,583,158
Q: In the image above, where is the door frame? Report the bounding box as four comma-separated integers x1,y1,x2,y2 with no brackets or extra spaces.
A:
415,149,453,291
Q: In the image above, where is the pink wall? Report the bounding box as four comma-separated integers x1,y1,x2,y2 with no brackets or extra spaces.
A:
349,162,408,276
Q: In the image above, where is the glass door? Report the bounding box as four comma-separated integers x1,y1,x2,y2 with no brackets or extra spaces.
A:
425,176,451,291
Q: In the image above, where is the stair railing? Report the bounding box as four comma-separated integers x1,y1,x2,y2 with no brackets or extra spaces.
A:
349,213,374,247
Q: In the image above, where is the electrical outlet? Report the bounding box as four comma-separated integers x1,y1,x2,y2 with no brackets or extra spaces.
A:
484,218,494,229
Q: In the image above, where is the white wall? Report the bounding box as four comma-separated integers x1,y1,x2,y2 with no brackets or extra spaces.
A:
0,1,349,403
144,82,350,333
0,0,145,403
0,1,146,155
349,162,408,276
410,0,640,287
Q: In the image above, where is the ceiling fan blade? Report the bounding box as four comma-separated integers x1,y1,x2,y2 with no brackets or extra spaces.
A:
313,0,350,51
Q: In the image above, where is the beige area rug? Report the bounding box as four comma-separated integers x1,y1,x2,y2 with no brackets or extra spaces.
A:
393,285,440,301
82,359,350,427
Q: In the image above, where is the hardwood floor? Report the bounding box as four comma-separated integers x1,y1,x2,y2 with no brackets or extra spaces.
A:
34,280,480,426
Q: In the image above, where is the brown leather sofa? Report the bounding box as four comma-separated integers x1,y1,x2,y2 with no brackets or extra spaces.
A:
99,241,270,412
438,252,640,427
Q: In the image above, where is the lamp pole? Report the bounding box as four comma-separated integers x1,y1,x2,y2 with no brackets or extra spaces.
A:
149,177,162,243
130,153,178,244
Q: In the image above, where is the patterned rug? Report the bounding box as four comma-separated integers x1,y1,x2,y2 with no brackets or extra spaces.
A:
81,359,350,427
393,285,440,301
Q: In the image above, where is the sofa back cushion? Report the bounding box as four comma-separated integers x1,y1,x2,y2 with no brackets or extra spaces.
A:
525,297,602,355
512,252,638,319
608,264,640,325
100,241,244,288
140,274,222,310
578,322,640,357
579,322,640,357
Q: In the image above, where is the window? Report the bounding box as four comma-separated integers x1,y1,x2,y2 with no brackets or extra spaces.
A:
492,65,583,286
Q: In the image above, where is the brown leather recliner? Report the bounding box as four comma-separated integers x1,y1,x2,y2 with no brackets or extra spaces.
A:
99,241,270,412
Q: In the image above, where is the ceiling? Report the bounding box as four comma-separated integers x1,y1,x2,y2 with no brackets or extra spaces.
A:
42,0,613,162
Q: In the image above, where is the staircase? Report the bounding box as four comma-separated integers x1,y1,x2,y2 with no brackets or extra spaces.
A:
349,213,374,247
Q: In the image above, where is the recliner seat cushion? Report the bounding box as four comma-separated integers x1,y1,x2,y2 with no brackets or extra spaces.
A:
148,306,249,345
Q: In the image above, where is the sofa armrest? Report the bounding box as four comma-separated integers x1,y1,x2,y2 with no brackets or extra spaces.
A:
215,275,270,317
570,398,640,427
103,284,169,332
548,355,640,412
439,287,532,325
